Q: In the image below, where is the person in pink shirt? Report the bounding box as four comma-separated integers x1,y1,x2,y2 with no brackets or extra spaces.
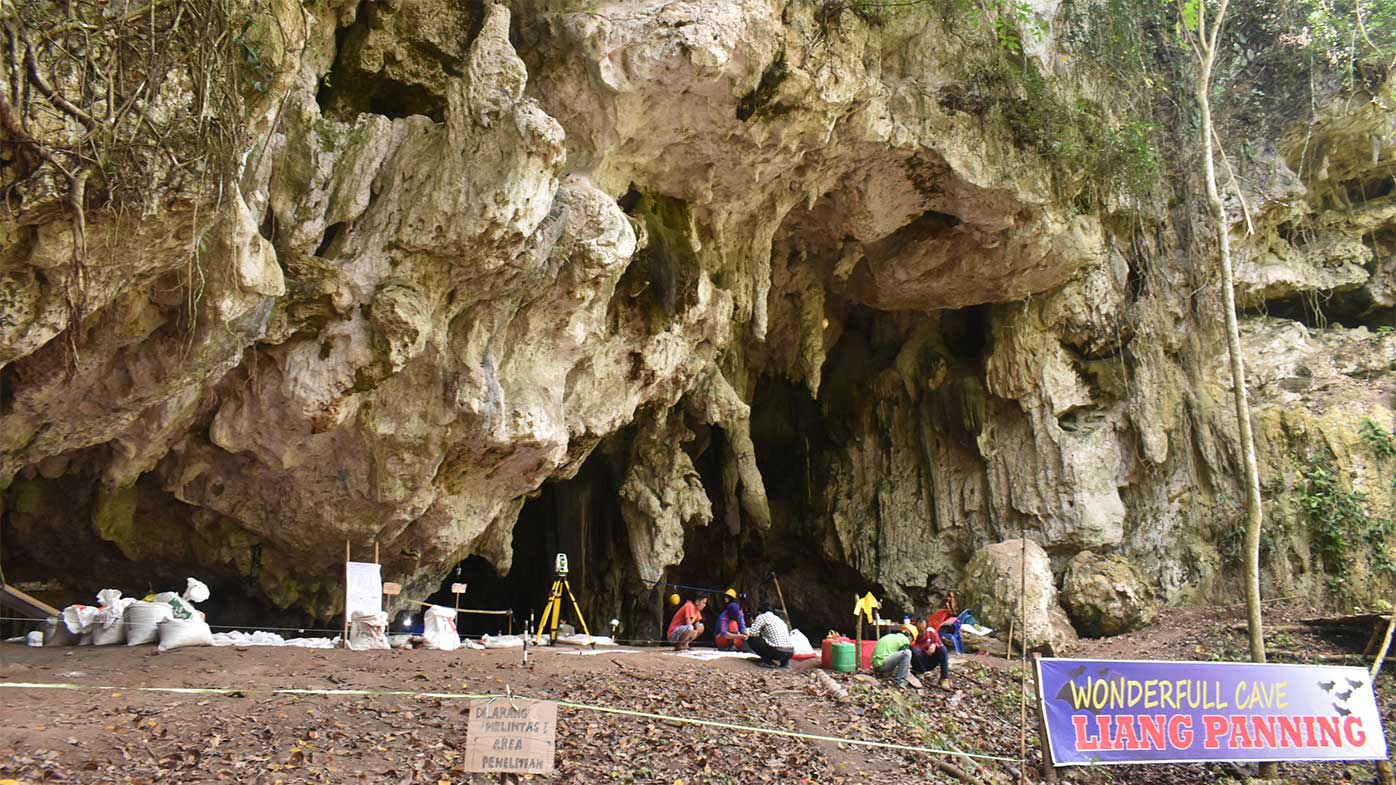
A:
667,595,707,650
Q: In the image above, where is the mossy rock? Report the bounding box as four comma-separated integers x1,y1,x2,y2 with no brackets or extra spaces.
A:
1060,550,1159,637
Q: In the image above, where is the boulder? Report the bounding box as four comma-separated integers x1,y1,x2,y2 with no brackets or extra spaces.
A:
1060,551,1159,637
959,539,1077,654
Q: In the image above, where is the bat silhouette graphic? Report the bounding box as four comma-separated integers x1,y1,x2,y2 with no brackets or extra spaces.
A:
1334,704,1353,717
1319,680,1336,692
1053,666,1119,713
1346,678,1365,689
1336,689,1354,701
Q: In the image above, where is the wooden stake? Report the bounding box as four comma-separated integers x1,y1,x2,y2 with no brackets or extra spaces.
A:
1370,609,1396,785
1031,653,1058,785
374,541,379,564
856,614,863,673
343,540,350,649
771,573,792,626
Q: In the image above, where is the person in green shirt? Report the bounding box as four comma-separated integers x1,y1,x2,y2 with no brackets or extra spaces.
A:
871,624,921,688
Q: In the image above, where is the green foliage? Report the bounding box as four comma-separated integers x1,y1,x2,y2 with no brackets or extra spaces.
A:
1295,452,1396,602
1292,0,1396,68
956,53,1162,208
1360,418,1396,458
950,0,1044,54
818,0,1044,54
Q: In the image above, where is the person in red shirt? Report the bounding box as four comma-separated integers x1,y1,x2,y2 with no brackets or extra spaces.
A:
911,617,951,688
667,596,707,650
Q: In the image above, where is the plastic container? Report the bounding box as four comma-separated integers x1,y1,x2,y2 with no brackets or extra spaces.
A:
831,641,856,673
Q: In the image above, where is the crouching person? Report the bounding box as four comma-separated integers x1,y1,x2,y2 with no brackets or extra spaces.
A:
872,624,921,688
667,596,707,650
911,618,951,689
745,604,794,667
714,589,748,651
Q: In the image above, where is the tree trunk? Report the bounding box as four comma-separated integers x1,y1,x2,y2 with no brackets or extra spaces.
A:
1193,1,1273,778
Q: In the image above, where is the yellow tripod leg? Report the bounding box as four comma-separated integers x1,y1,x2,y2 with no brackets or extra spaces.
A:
546,580,564,641
562,579,593,645
535,579,562,645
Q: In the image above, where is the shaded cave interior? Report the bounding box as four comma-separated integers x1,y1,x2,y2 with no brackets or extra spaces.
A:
0,299,1004,642
426,304,997,642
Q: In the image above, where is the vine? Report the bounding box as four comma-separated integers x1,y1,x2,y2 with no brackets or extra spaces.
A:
0,0,283,362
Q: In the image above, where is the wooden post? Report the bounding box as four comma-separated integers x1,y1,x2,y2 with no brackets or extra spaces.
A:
342,540,351,649
1031,653,1058,785
656,571,666,643
855,615,863,673
374,541,379,564
771,573,792,626
1370,611,1396,785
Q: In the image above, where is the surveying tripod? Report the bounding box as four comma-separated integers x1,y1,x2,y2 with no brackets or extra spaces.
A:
535,553,594,647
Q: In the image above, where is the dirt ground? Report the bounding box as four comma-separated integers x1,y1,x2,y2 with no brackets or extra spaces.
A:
0,604,1390,784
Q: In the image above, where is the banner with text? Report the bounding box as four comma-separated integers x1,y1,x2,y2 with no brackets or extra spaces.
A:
1036,658,1387,765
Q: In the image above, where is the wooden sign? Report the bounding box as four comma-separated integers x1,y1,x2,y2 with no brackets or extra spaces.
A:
382,582,401,596
465,698,557,774
451,583,467,594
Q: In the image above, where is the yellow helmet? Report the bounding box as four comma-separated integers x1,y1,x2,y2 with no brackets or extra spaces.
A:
669,593,681,606
902,623,919,639
724,588,738,600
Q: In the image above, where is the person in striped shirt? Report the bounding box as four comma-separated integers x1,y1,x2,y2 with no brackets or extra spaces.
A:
745,603,793,668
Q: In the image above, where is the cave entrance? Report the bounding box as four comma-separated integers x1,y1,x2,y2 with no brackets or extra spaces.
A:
426,447,633,639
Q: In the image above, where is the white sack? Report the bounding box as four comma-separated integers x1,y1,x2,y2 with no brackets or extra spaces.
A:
157,617,214,652
348,610,390,651
92,592,133,646
461,638,486,650
480,634,524,649
421,606,460,651
790,629,815,656
555,634,616,647
125,601,175,645
182,578,210,604
208,631,338,648
43,617,78,646
61,605,100,634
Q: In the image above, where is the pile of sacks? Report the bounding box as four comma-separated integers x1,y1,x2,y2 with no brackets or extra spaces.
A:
44,578,214,652
347,605,461,651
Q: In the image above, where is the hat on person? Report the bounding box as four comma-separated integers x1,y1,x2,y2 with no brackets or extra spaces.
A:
901,623,918,639
724,588,738,600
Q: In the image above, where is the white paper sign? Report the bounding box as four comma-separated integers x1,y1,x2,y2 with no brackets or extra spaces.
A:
345,561,383,618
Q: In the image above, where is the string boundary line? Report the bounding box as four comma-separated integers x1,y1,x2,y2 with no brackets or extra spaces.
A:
0,681,1021,763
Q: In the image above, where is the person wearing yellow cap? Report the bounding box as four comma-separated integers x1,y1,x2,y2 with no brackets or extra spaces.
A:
871,623,922,689
714,588,747,651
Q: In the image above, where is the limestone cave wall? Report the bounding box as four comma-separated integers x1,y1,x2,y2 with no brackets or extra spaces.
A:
2,0,1393,638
